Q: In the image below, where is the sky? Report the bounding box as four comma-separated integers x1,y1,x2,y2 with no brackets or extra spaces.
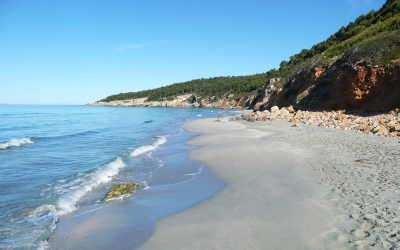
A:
0,0,386,105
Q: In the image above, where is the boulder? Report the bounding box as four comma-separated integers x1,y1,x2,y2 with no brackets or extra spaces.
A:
269,113,277,120
280,109,290,117
241,113,251,120
386,121,396,132
294,110,304,119
377,126,389,136
270,106,279,113
103,182,139,201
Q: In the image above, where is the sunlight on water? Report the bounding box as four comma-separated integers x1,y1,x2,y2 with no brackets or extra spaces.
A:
0,105,237,249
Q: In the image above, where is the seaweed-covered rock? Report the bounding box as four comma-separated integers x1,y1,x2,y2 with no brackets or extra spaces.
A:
103,182,139,201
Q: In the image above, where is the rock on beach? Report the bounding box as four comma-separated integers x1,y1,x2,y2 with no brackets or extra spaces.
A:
238,106,400,138
103,182,139,201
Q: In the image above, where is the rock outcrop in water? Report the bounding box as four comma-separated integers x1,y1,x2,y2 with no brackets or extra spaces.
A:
103,182,139,201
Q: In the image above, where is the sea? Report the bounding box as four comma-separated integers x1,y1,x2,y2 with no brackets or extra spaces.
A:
0,105,237,249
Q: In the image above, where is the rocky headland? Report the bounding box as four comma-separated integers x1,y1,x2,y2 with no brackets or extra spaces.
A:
250,59,400,112
87,58,400,113
86,93,247,109
90,2,400,115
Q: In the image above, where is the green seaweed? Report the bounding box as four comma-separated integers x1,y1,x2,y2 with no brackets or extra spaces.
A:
103,182,139,201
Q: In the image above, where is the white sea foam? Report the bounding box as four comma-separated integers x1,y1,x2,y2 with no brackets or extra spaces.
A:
155,178,195,188
54,157,126,216
141,181,149,190
27,204,58,250
130,136,166,157
197,114,202,116
0,137,33,149
148,160,164,179
187,165,204,176
37,240,49,250
23,136,165,246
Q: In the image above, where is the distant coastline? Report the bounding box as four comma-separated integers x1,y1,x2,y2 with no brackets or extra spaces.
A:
86,94,244,109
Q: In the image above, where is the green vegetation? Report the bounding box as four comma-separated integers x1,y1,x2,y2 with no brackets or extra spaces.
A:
100,74,267,102
296,92,308,103
187,95,196,104
377,41,400,65
339,30,400,66
264,0,400,87
103,182,139,201
99,0,400,103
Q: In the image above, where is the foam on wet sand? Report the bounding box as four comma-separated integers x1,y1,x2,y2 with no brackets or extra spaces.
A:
50,115,400,249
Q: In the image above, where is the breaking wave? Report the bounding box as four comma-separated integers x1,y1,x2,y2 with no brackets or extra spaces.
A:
22,157,127,249
0,137,33,150
130,136,167,157
54,157,127,216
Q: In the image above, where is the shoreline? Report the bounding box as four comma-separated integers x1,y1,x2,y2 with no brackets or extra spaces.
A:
47,126,225,249
139,117,341,249
139,116,400,249
47,111,400,249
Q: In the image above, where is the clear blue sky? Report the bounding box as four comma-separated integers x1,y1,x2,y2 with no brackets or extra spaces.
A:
0,0,385,104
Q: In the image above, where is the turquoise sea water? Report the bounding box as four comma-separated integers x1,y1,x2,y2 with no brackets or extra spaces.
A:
0,105,235,249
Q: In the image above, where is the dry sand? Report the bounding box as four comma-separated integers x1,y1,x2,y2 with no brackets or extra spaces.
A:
140,117,347,249
140,116,400,249
50,115,400,249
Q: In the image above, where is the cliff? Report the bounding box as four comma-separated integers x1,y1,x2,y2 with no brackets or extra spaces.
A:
252,60,400,112
252,30,400,112
91,0,400,112
86,93,253,109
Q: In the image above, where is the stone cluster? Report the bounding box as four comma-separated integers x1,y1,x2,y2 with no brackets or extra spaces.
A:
239,106,400,138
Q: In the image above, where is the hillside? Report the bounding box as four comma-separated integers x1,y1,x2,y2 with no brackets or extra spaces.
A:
98,74,267,104
91,0,400,111
251,0,400,111
252,30,400,111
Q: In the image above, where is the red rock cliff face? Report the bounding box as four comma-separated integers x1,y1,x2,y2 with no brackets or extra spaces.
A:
343,61,400,109
265,60,400,111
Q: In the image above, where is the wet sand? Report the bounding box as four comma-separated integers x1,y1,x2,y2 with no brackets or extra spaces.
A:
51,115,400,249
139,118,344,249
47,130,225,250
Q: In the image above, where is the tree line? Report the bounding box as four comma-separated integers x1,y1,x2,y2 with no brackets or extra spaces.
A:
100,0,400,103
100,74,268,102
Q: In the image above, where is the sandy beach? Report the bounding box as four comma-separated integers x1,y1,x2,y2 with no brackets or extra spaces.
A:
140,118,337,249
48,114,400,249
140,116,400,249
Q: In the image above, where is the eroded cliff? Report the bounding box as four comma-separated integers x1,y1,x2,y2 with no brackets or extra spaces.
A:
87,93,253,109
252,60,400,112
